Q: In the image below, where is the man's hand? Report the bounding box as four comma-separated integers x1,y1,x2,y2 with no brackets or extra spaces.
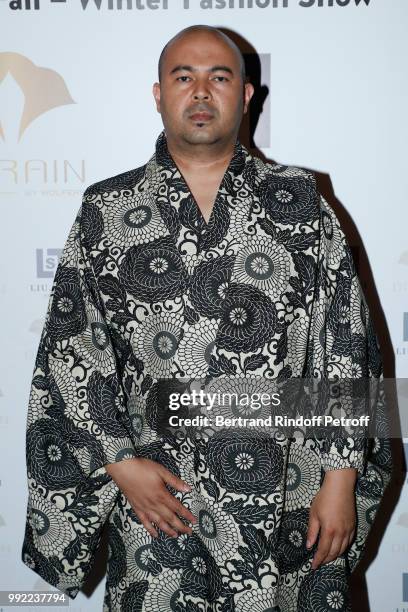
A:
306,468,357,570
105,457,197,538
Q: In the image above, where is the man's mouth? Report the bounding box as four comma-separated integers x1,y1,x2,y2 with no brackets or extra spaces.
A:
190,112,213,122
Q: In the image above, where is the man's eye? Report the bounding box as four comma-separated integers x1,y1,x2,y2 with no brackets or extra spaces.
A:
177,76,191,82
213,76,228,82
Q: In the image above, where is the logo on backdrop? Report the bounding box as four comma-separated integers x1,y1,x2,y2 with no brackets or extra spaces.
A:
396,314,408,356
403,573,408,603
36,248,61,278
404,314,408,343
3,0,373,11
0,52,75,142
0,52,86,188
30,248,61,295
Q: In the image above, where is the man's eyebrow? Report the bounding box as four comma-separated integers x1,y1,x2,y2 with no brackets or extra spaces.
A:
169,64,234,76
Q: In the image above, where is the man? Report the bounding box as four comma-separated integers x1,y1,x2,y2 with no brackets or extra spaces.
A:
22,24,391,612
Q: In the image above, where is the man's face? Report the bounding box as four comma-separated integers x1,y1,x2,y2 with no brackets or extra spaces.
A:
153,32,254,146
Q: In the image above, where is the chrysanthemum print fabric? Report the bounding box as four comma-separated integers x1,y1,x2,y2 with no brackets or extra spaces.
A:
22,129,392,611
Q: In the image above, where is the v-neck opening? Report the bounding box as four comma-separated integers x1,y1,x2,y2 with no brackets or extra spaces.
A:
155,130,246,233
148,130,252,251
175,166,225,231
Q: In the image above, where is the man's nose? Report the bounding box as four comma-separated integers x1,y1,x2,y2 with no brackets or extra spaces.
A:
192,80,211,100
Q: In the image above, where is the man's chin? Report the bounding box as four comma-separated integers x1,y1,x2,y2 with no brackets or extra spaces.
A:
182,127,222,145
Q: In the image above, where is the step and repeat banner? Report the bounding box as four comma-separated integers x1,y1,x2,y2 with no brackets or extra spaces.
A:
1,1,407,610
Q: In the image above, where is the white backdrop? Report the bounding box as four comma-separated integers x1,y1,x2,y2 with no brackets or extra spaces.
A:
1,0,407,610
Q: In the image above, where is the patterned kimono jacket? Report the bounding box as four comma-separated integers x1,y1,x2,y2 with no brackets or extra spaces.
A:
21,129,392,612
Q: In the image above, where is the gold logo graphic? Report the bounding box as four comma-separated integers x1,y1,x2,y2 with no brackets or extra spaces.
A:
0,52,75,141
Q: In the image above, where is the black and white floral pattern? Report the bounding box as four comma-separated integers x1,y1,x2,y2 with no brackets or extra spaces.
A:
22,129,392,610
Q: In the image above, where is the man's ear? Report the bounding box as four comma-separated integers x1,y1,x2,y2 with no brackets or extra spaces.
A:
243,82,254,114
152,82,161,113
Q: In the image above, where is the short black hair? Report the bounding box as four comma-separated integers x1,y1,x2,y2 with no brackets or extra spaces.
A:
158,25,246,84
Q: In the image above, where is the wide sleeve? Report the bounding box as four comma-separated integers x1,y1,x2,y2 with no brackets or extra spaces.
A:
21,189,138,599
307,192,383,476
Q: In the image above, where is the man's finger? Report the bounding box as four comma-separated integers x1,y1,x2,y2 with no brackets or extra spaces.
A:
339,535,351,557
156,504,193,535
164,493,197,524
160,468,191,493
320,535,344,565
311,527,333,570
147,510,179,538
306,513,320,549
137,510,158,538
